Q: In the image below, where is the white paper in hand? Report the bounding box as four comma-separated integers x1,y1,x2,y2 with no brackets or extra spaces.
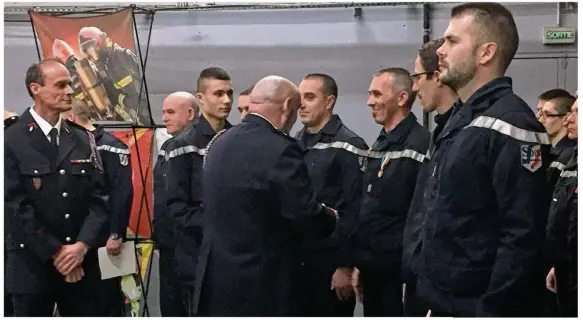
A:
98,241,137,280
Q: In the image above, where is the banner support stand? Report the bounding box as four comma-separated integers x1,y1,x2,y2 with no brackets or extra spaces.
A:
28,9,42,61
131,4,155,126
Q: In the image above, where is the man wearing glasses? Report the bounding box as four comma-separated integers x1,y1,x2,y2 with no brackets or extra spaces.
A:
538,94,577,189
402,38,457,317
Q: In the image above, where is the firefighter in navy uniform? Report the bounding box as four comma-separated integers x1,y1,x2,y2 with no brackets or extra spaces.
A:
78,27,150,124
546,97,578,317
538,94,577,189
350,68,430,317
294,74,368,317
402,38,457,317
153,92,198,316
62,98,133,316
4,110,19,317
5,59,111,316
164,68,233,315
415,4,551,317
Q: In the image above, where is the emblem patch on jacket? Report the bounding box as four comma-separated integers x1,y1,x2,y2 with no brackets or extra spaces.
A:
32,178,42,190
119,154,129,166
521,144,542,172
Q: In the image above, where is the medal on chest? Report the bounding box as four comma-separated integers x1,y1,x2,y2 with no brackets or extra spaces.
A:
377,154,391,177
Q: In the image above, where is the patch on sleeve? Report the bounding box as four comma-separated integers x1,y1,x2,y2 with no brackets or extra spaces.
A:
521,144,542,172
358,156,368,172
119,154,129,167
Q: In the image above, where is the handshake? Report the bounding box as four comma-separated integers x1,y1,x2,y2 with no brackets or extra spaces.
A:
52,241,89,283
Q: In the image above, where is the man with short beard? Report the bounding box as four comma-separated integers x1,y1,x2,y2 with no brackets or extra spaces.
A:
402,38,457,316
164,67,233,315
416,3,551,317
295,73,368,317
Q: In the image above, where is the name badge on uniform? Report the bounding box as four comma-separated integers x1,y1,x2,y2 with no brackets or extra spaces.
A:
32,178,42,190
119,154,129,167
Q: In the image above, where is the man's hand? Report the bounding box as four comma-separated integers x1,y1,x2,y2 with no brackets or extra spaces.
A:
54,242,89,275
331,267,354,301
106,238,123,256
546,267,557,293
351,267,363,303
64,266,85,283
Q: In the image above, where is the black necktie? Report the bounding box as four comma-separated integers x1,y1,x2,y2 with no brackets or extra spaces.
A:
49,128,58,149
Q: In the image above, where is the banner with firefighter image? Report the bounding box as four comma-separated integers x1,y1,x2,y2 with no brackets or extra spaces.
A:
111,129,155,316
30,8,153,125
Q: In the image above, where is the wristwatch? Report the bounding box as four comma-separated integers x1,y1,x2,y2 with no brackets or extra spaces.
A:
110,233,121,240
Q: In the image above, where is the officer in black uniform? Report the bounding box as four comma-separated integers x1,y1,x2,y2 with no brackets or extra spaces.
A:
416,4,550,316
5,59,110,316
294,73,367,317
350,68,430,317
546,97,578,317
153,92,198,316
62,98,134,316
4,110,19,317
194,75,338,317
164,67,233,315
402,38,457,317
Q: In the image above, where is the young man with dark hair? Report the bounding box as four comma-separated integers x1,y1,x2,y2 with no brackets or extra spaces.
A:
546,96,578,317
416,3,551,316
350,68,429,317
537,88,573,119
164,67,233,315
402,38,458,316
6,59,111,316
295,73,368,316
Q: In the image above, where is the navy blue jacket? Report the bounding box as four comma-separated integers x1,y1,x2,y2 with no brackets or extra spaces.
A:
164,115,231,284
295,114,368,267
351,112,430,269
153,139,173,249
93,126,133,237
193,114,337,316
547,135,577,190
416,77,551,317
402,107,453,281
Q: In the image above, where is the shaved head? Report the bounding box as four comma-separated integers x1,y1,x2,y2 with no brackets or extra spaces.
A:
162,91,198,135
247,75,301,134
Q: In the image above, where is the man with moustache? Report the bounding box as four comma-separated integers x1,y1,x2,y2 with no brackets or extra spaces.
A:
5,59,110,316
154,91,199,316
194,75,339,317
402,38,457,316
238,84,254,120
295,73,368,317
164,68,233,315
350,68,429,317
545,95,578,317
416,3,551,316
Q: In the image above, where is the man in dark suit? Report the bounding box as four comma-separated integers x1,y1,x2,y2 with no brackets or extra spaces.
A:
5,59,111,316
194,75,339,317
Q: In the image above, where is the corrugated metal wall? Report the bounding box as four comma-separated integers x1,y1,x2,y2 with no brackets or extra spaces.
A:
4,2,578,144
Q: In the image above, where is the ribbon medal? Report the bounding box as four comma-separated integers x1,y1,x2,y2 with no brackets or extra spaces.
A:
377,154,391,177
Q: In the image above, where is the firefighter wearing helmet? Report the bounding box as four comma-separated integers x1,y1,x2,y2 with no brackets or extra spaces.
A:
78,26,151,124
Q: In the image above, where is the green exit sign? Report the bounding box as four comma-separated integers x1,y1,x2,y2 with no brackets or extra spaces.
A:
543,27,577,44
